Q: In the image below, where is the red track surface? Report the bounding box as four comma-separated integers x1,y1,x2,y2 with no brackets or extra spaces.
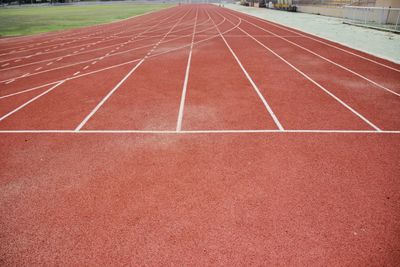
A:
1,4,399,265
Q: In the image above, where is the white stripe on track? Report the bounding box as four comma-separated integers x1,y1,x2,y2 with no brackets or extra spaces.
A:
0,13,222,84
0,81,65,122
0,15,240,101
176,8,199,132
233,15,400,97
210,9,284,131
224,8,400,73
216,10,381,132
0,129,398,134
75,8,192,131
74,58,145,131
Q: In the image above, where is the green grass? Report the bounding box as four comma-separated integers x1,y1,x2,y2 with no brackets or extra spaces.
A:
0,3,174,37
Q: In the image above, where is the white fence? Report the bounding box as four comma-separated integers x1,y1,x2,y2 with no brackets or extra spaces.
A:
343,6,400,32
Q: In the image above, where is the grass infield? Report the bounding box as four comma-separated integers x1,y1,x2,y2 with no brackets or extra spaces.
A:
0,3,173,37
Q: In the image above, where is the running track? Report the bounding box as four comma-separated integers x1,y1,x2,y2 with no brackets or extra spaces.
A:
0,4,399,265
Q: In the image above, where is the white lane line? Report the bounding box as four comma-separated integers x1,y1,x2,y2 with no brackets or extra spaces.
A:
73,71,80,76
75,9,191,131
232,21,382,131
238,17,400,97
1,18,240,101
0,18,215,82
74,58,145,131
0,12,209,72
83,66,89,70
0,85,51,99
1,63,10,67
226,9,400,73
46,62,53,66
5,79,15,85
176,8,199,132
0,129,398,134
211,11,284,131
0,14,228,90
0,81,65,122
0,6,176,57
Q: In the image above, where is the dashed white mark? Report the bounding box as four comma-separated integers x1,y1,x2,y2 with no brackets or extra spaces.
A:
1,63,10,67
73,71,80,76
5,79,15,85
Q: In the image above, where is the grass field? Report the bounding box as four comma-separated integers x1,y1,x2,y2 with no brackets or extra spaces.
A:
0,3,173,37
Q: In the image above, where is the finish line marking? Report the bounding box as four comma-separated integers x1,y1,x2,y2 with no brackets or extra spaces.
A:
0,130,399,134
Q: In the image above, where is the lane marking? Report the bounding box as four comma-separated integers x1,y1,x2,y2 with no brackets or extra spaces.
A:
210,9,284,131
0,81,65,122
225,8,400,72
1,16,239,101
74,59,145,131
0,11,231,93
236,16,400,97
0,5,177,57
0,19,217,86
0,13,213,74
75,9,191,131
0,129,398,134
5,79,15,85
176,8,199,132
217,10,382,132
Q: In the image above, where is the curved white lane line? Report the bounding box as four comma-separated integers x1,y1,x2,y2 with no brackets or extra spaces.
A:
0,11,238,100
223,8,400,72
217,8,381,131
